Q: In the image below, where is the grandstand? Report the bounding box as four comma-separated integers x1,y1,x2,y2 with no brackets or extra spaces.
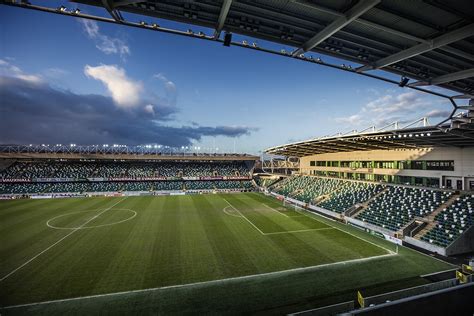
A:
264,115,474,258
1,0,474,315
0,150,257,195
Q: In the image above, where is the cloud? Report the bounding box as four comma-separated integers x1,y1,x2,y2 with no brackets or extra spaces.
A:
78,19,130,58
85,64,143,108
425,109,451,119
153,73,177,94
43,67,68,78
0,76,256,147
335,91,443,127
0,58,42,84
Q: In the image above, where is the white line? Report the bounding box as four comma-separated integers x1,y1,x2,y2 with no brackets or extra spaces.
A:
222,206,243,218
1,253,397,310
46,209,136,230
262,203,290,217
0,197,127,282
288,204,395,254
263,227,334,235
223,198,266,235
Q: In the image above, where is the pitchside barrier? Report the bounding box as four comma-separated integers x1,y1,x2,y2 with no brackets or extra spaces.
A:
287,300,355,316
361,278,459,307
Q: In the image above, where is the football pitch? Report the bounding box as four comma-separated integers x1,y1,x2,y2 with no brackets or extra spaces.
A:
0,193,454,314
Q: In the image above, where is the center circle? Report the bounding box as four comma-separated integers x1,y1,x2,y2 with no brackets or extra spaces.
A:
47,208,137,230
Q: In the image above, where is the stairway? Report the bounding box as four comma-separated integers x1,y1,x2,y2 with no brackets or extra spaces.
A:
348,186,389,218
414,193,460,239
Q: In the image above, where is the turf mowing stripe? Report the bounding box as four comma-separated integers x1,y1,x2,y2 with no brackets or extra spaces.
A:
0,197,127,282
0,253,397,310
223,198,266,235
263,227,334,235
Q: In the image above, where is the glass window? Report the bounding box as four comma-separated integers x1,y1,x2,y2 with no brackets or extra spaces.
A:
426,160,454,171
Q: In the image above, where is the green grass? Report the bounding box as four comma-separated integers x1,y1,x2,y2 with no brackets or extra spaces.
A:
0,193,455,314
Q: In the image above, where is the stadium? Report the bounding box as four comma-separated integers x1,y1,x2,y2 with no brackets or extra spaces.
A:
1,0,474,315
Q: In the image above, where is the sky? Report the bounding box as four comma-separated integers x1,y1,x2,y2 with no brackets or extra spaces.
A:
0,1,464,154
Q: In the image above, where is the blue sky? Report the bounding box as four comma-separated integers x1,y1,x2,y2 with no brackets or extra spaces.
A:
0,2,461,154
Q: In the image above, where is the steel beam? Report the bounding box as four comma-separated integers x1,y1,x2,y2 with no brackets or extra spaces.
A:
410,68,474,86
114,0,144,7
213,0,233,39
357,23,474,72
292,0,380,56
101,0,123,21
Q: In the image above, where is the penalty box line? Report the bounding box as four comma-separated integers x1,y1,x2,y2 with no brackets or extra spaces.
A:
0,197,128,283
1,253,397,310
223,198,336,236
223,198,266,235
281,201,396,255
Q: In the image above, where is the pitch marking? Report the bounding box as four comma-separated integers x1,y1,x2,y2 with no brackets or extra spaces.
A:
222,206,243,218
289,204,395,254
262,203,290,217
46,209,137,230
0,197,127,282
223,198,266,235
263,227,334,235
1,253,397,310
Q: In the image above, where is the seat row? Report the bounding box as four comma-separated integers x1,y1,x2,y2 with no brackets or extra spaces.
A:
1,161,251,179
421,194,474,247
356,186,452,231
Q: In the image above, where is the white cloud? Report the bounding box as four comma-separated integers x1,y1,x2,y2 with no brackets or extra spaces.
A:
84,64,143,108
153,73,176,93
335,91,444,128
425,109,452,119
0,58,42,84
43,67,68,78
79,19,130,58
144,104,155,115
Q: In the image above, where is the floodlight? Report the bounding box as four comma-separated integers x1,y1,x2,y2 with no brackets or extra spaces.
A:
223,32,232,47
73,8,80,14
58,6,67,12
398,76,409,87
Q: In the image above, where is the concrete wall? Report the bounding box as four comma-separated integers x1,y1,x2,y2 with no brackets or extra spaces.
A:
446,225,474,256
404,236,446,256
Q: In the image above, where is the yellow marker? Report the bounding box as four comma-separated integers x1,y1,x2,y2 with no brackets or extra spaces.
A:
456,271,467,284
357,290,365,308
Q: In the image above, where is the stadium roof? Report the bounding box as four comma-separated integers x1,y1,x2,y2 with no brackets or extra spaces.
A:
4,0,474,97
72,0,474,95
0,144,258,161
265,117,474,157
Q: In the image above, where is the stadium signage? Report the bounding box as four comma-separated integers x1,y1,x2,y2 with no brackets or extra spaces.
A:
199,176,224,180
107,177,167,181
0,178,31,183
225,176,251,180
1,176,251,183
383,233,403,245
34,178,81,183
